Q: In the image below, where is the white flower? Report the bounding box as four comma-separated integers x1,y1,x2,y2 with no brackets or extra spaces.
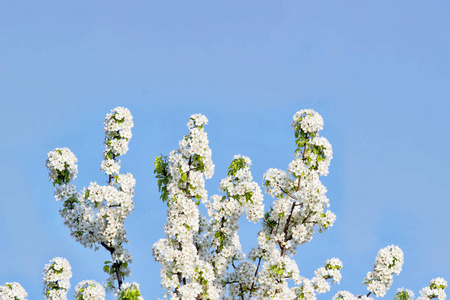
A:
333,291,356,300
43,257,72,300
292,109,324,134
46,148,78,184
363,245,404,297
115,282,143,300
0,282,28,300
74,280,105,300
396,287,415,299
418,278,448,300
101,159,121,175
103,107,134,158
46,108,138,288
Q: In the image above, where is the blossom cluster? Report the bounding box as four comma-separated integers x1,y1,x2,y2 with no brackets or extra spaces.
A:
363,245,404,297
102,107,134,161
46,148,78,185
153,114,221,299
417,278,447,300
333,248,447,300
233,109,337,298
332,292,375,300
258,257,343,300
0,282,28,300
251,254,302,298
74,280,105,300
78,182,135,247
46,107,139,293
395,287,415,300
115,282,143,300
153,110,342,299
207,155,265,282
216,155,264,223
332,290,374,300
43,257,72,300
292,109,324,134
152,109,447,299
312,258,343,292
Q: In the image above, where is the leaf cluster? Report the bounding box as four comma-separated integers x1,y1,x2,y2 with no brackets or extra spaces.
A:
227,157,247,176
103,260,128,283
154,155,171,204
119,287,141,300
394,291,413,300
53,164,71,186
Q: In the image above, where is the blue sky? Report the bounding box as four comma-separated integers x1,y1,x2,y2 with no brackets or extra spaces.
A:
1,1,449,299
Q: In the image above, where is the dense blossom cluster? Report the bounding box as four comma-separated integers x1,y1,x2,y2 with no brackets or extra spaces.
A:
312,258,343,291
291,109,324,134
395,288,415,300
153,110,343,299
269,258,343,300
46,148,78,185
244,109,337,298
3,107,445,300
207,155,265,282
417,278,447,300
332,290,375,300
332,290,372,300
43,257,72,300
46,107,140,297
74,280,105,300
333,257,447,300
102,107,134,160
0,282,28,300
116,282,143,300
333,290,357,300
153,114,221,299
152,109,447,300
363,245,404,297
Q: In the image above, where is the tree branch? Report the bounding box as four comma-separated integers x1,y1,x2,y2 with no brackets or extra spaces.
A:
248,256,263,299
101,242,123,289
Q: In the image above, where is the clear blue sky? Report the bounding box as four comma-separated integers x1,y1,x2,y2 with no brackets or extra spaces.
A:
1,1,449,299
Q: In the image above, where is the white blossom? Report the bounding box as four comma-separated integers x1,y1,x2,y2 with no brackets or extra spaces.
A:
395,287,415,299
115,282,143,300
0,282,27,300
74,280,105,300
46,107,139,290
292,109,324,134
333,291,357,300
46,148,78,184
363,245,404,297
43,257,72,300
154,110,343,299
417,278,447,300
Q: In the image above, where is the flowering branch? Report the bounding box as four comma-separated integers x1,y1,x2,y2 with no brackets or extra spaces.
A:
45,107,142,299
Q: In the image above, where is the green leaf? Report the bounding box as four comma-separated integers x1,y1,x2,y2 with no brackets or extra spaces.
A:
394,291,410,300
244,192,253,203
181,173,187,181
